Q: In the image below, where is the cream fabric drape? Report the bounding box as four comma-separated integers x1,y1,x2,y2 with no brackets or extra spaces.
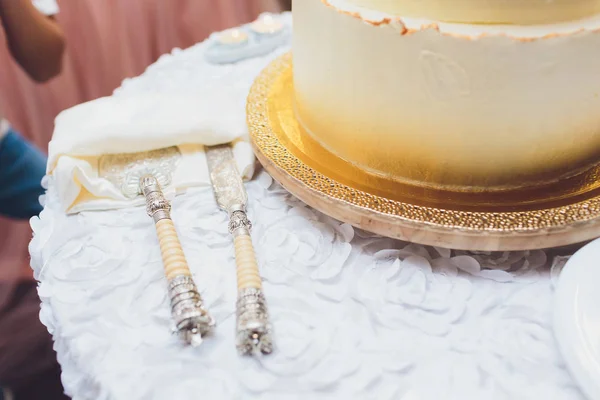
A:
0,0,281,281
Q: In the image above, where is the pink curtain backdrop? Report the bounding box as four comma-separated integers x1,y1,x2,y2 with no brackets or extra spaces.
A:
0,0,281,281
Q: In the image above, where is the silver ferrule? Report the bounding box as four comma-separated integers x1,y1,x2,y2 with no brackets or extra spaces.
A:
228,204,246,214
236,287,273,355
228,209,252,237
140,175,171,221
167,275,215,346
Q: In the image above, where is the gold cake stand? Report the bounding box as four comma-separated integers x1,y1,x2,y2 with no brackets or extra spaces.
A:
247,53,600,251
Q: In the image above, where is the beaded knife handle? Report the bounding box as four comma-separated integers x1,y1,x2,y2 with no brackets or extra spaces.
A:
206,144,273,355
99,147,214,346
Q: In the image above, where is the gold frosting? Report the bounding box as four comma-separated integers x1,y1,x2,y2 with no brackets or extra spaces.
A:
246,54,600,250
292,0,600,191
345,0,600,24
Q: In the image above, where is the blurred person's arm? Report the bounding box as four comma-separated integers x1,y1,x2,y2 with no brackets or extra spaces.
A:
279,0,291,10
0,0,64,82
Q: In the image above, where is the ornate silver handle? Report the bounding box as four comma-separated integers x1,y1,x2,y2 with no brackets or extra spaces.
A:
141,176,215,346
229,207,273,355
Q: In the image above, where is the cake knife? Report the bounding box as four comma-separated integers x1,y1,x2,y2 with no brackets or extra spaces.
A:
99,147,215,346
205,144,273,355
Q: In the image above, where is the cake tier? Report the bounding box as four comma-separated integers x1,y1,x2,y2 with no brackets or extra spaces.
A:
347,0,600,24
292,0,600,191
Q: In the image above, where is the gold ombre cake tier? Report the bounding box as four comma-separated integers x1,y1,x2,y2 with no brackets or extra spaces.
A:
292,0,600,191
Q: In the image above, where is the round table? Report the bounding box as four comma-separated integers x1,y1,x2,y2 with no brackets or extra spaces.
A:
29,14,586,400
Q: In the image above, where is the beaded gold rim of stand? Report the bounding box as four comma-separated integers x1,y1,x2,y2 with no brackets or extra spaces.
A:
246,53,600,234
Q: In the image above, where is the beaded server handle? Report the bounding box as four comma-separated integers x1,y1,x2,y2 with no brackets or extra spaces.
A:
141,176,215,346
98,147,214,346
206,144,273,356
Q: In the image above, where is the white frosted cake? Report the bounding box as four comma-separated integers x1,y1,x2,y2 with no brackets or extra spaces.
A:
292,0,600,190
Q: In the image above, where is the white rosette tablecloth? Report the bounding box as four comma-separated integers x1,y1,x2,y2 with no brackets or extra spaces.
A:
30,14,586,400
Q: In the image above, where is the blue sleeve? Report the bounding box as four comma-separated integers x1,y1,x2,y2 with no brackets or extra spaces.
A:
0,130,46,219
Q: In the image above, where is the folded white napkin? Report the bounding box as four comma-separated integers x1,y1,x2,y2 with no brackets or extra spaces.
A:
48,93,255,214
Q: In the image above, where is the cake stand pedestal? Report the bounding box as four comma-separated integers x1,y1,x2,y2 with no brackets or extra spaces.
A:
247,53,600,251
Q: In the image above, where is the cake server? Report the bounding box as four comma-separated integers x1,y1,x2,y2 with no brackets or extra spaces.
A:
206,144,273,355
99,147,214,346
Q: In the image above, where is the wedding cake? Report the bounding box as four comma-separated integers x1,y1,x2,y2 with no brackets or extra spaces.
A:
292,0,600,191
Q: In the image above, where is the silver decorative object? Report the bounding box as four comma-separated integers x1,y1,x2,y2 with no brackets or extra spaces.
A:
168,276,214,346
99,147,214,346
236,287,272,355
206,144,273,355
